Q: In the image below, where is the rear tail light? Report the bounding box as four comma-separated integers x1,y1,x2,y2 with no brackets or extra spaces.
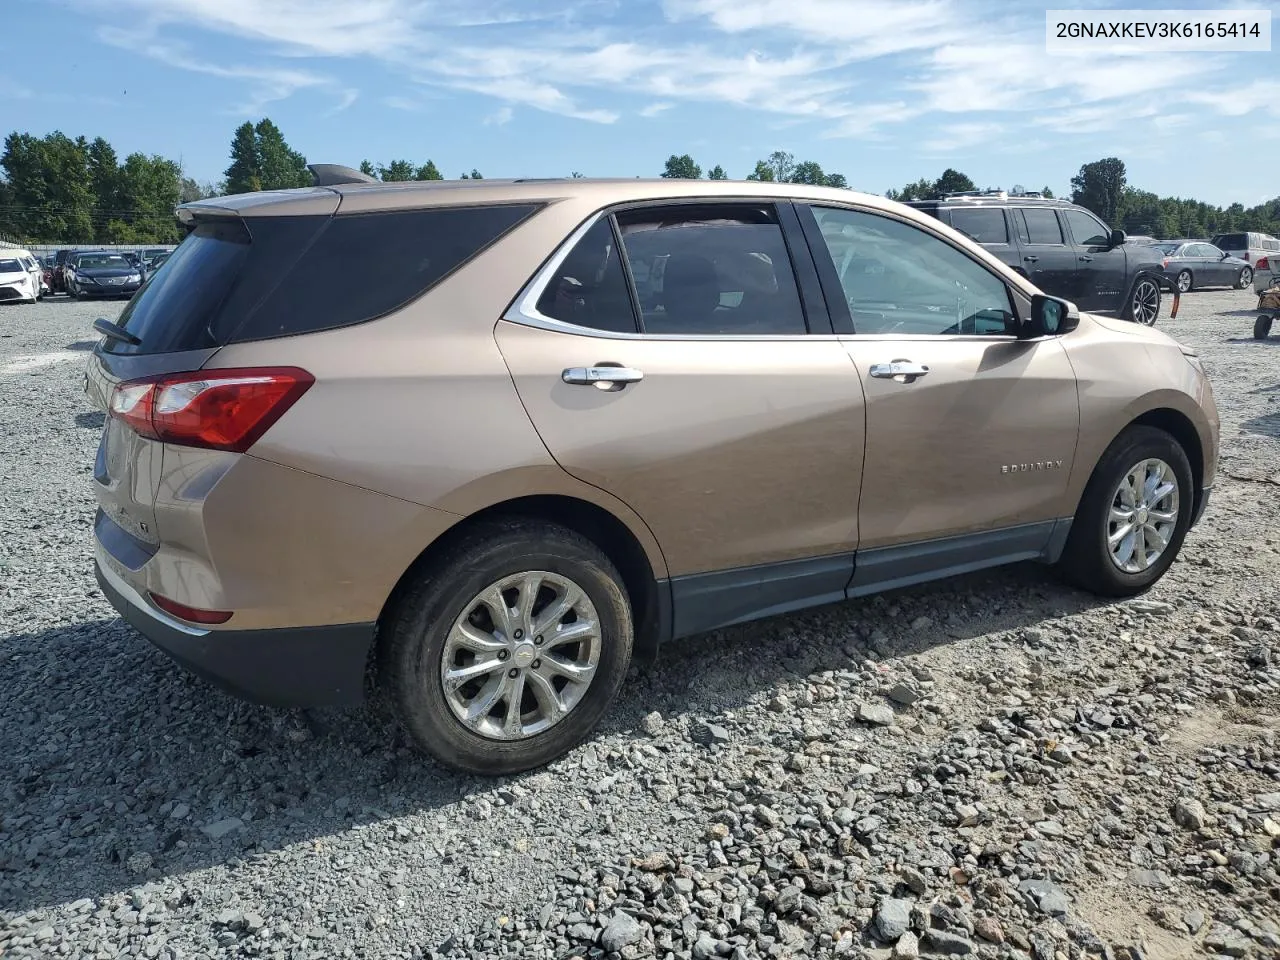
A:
109,367,314,452
148,592,233,624
1257,256,1270,271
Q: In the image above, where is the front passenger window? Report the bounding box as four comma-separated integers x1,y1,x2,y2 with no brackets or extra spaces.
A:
808,206,1017,336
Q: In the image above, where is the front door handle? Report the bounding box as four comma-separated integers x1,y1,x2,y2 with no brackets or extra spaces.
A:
1078,255,1093,262
870,360,930,383
1023,255,1039,263
562,365,644,391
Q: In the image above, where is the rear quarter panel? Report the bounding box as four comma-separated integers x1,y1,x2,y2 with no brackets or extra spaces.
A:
204,196,670,581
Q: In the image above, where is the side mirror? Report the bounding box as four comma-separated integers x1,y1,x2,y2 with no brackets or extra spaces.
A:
1109,229,1126,247
1221,251,1231,260
1023,294,1079,339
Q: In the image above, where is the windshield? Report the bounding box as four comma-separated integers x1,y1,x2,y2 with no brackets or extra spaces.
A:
0,258,23,273
76,254,131,269
1151,243,1180,254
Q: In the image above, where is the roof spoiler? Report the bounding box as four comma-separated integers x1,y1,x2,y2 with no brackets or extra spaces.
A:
308,163,378,187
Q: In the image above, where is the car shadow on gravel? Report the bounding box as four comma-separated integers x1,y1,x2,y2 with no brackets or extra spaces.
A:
74,411,105,429
2,562,1105,915
64,340,97,351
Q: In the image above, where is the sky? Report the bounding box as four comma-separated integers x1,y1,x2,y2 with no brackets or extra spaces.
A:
3,0,1278,207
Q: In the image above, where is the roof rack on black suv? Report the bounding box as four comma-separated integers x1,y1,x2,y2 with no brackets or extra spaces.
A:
907,194,1174,325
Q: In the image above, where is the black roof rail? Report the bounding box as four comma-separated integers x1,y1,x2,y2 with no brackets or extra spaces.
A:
308,163,378,187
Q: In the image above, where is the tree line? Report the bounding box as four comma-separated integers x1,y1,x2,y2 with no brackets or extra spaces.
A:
660,151,848,188
3,117,1277,244
882,158,1279,239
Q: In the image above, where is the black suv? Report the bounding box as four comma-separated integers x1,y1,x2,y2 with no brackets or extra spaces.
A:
907,192,1169,325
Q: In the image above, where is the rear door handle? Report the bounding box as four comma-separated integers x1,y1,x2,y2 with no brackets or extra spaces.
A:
1023,255,1039,263
562,365,644,391
1078,255,1093,262
870,361,930,383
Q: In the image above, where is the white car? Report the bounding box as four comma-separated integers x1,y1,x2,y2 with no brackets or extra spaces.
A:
0,254,41,304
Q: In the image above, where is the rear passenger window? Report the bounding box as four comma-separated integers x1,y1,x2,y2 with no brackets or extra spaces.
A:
616,204,807,336
949,208,1008,244
535,219,639,333
111,204,542,353
1021,208,1064,245
236,204,541,342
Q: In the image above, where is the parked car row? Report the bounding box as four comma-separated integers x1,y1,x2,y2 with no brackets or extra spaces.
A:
36,246,175,297
906,191,1171,325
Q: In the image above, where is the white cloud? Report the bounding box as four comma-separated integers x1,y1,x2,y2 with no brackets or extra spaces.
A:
485,105,514,125
382,95,422,111
71,0,1268,139
325,88,360,116
920,121,1006,155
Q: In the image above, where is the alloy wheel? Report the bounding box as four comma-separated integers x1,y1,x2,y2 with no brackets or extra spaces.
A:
439,570,601,741
1106,458,1180,574
1239,267,1253,289
1175,271,1192,294
1132,279,1160,324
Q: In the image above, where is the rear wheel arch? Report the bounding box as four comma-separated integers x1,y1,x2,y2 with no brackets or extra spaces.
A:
376,494,666,668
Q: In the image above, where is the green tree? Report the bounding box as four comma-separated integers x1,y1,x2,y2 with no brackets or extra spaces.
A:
0,131,94,241
934,168,976,195
224,121,261,194
414,160,443,181
378,159,416,182
824,172,848,189
1070,157,1127,225
86,137,120,238
359,160,376,177
661,154,701,179
460,169,484,179
745,160,774,182
570,171,585,178
1041,186,1054,198
115,153,182,241
254,119,310,190
707,164,727,180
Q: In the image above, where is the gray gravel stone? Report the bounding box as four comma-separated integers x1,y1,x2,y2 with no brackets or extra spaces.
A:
1,290,1277,960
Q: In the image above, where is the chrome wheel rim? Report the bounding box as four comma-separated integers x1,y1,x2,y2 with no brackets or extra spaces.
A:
1106,458,1180,574
1175,272,1191,293
1133,280,1160,324
440,570,600,741
1239,268,1252,288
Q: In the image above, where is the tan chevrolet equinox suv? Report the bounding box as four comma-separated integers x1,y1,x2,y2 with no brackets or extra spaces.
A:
88,167,1219,774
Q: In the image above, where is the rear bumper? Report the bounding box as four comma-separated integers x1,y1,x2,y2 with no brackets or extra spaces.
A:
95,557,374,707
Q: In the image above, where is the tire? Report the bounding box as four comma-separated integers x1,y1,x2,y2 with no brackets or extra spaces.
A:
1058,425,1194,598
1256,315,1274,340
1238,267,1253,289
1124,276,1161,325
377,518,634,775
1175,270,1193,293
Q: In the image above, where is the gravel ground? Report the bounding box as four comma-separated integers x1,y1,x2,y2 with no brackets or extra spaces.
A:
1,290,1277,960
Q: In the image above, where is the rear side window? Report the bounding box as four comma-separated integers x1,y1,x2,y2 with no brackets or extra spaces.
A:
108,204,540,354
617,204,807,336
535,219,639,333
949,208,1008,244
1212,233,1245,250
1020,208,1064,245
